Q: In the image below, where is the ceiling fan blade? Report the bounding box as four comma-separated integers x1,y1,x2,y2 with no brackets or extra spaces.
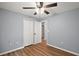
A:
40,2,43,8
34,12,37,15
45,3,57,8
23,7,35,9
44,10,50,14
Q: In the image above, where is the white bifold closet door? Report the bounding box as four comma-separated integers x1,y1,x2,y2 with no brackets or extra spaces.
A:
24,20,41,46
24,20,33,46
34,21,41,44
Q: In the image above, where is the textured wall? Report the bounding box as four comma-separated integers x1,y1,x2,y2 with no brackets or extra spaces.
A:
47,8,79,53
0,8,24,53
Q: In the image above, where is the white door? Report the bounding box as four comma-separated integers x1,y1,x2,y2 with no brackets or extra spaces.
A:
34,21,41,44
24,20,33,46
24,20,41,46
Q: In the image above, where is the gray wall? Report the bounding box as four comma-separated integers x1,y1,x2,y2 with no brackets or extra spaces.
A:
47,8,79,53
0,9,24,53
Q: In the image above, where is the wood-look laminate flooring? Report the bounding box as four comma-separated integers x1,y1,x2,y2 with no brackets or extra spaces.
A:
2,43,75,56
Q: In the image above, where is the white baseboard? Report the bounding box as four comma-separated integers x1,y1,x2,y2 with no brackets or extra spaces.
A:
47,44,79,56
0,47,24,56
0,44,79,56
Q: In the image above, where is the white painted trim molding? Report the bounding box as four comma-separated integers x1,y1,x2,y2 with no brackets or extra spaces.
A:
0,47,24,55
47,44,79,56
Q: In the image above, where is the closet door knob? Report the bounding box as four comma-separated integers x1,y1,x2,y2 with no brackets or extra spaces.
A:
34,33,36,35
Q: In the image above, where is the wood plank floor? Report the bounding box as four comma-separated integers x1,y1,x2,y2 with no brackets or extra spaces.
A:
1,43,75,56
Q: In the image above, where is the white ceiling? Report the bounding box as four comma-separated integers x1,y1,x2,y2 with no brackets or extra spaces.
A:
0,2,79,19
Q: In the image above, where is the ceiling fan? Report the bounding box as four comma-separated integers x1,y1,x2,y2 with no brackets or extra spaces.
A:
22,2,57,15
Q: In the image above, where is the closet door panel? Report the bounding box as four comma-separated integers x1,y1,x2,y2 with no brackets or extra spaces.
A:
24,20,33,46
34,21,41,44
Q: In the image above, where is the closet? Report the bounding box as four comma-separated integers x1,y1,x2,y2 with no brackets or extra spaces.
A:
23,20,41,46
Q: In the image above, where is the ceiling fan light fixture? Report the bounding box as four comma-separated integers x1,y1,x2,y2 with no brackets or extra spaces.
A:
22,2,57,15
35,7,39,14
36,2,40,8
40,7,44,14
